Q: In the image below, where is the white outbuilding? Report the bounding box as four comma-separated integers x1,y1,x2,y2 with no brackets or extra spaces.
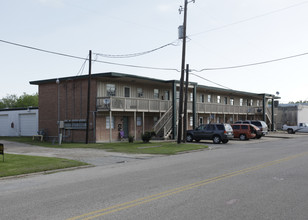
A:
0,107,38,136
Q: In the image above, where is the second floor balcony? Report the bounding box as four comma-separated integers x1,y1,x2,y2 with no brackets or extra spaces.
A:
97,97,267,116
97,97,172,112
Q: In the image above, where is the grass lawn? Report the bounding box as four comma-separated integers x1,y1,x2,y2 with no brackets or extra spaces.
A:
0,154,88,178
0,137,208,155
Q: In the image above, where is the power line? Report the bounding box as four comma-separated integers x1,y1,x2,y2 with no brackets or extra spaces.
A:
190,72,232,90
2,39,307,74
94,40,179,58
191,52,308,72
0,39,87,61
0,39,180,72
76,55,89,76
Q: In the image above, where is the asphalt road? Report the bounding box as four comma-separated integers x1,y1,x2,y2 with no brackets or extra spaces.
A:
1,134,308,220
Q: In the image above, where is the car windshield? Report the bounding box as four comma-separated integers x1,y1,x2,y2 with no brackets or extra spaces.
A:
251,121,261,126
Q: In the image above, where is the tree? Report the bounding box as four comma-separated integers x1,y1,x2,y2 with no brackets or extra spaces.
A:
289,100,308,104
0,94,18,108
0,93,38,109
16,93,38,108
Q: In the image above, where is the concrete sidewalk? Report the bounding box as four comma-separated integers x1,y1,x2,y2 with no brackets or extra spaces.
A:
1,140,159,166
266,131,308,138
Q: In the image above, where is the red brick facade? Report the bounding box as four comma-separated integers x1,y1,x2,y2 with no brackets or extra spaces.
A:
37,78,96,142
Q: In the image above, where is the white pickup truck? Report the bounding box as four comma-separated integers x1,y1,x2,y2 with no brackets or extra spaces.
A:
282,123,308,134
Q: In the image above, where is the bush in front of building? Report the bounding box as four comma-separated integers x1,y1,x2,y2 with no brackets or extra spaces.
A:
141,131,156,143
128,135,134,143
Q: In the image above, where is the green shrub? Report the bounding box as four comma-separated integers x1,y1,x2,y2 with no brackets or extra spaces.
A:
141,131,156,143
128,135,134,143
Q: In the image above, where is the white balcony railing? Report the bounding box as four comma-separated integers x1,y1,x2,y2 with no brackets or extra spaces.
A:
97,97,172,112
97,97,265,115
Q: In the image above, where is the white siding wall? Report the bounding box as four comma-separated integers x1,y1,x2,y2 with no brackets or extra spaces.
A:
0,114,9,136
298,105,308,124
0,109,38,136
97,80,171,100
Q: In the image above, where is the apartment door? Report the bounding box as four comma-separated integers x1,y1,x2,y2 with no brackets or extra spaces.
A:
122,116,129,138
124,87,130,98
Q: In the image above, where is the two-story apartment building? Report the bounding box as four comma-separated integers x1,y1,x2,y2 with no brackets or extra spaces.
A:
30,72,277,143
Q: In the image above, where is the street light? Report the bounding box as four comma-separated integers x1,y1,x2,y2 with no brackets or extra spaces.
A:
56,78,62,145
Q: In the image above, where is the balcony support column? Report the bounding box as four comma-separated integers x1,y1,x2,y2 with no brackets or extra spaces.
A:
142,112,145,134
193,84,197,129
109,111,112,143
271,97,275,131
263,94,266,122
134,111,137,141
172,81,177,139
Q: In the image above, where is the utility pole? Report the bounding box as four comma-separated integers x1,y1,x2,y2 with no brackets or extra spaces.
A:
183,64,189,143
177,0,195,144
86,50,92,144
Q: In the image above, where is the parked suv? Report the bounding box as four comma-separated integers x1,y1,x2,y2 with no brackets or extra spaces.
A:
235,120,268,136
231,124,256,140
186,123,234,144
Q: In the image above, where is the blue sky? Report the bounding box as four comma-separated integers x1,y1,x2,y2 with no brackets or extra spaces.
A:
1,0,308,103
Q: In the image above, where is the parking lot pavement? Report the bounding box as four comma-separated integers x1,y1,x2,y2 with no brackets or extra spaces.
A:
1,140,159,166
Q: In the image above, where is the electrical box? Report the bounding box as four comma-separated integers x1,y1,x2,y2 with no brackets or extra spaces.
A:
59,121,64,129
178,25,184,39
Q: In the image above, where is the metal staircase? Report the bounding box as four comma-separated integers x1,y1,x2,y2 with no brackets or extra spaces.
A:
153,106,175,139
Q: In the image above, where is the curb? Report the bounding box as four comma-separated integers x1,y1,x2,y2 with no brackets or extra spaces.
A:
0,165,94,181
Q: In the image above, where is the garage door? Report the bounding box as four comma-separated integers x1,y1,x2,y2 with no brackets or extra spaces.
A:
19,114,37,136
0,114,9,136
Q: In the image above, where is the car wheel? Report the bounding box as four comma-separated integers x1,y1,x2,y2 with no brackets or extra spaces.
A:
186,134,193,142
287,129,294,134
239,134,246,141
213,136,221,144
256,135,261,139
195,139,200,143
222,139,229,144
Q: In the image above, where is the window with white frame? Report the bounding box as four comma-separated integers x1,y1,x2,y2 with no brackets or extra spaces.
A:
199,117,203,125
106,84,116,96
257,100,260,106
217,95,221,103
154,89,159,99
224,97,228,104
208,94,212,103
190,92,193,101
137,116,142,126
137,88,143,97
154,116,158,124
250,99,253,106
230,98,234,105
164,90,170,100
190,116,193,126
200,94,205,103
207,117,210,124
106,116,114,129
240,98,243,106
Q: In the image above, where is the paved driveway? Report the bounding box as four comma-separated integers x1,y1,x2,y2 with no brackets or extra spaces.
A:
1,140,158,166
